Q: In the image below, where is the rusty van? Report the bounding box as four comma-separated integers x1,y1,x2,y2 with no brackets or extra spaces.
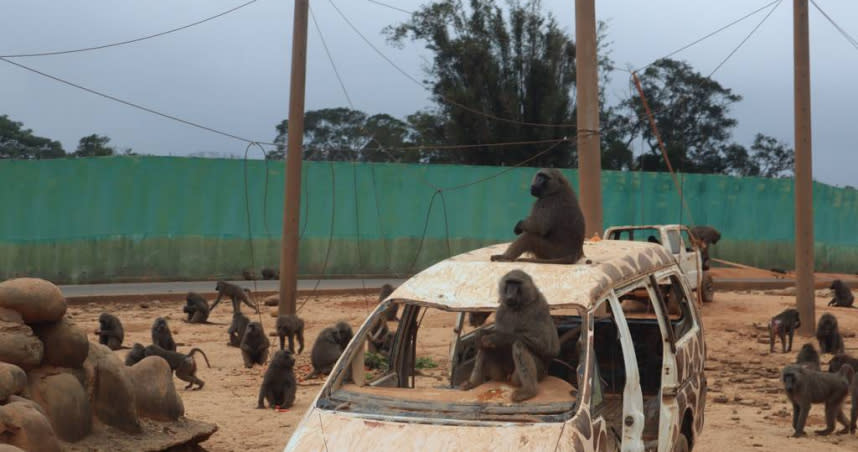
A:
284,239,707,452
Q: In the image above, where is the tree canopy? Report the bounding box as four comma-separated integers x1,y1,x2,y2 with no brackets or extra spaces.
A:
0,115,65,159
74,134,115,157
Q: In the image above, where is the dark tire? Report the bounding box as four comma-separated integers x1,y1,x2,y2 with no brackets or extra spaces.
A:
701,272,715,303
672,433,690,452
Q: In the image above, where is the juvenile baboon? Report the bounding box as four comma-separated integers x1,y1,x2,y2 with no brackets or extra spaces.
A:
143,344,211,390
242,269,256,281
691,225,721,270
795,343,821,371
828,354,858,374
240,321,270,368
460,270,560,402
183,292,210,323
816,313,845,355
467,312,491,328
829,280,855,308
308,321,353,378
256,350,297,409
227,311,250,347
276,314,305,354
151,317,177,352
97,312,124,350
261,268,278,280
378,284,398,321
770,308,801,353
367,316,393,355
782,363,851,437
124,343,146,366
211,281,258,314
490,168,585,264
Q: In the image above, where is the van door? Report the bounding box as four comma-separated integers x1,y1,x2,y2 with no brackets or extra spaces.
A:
677,228,701,291
589,295,645,452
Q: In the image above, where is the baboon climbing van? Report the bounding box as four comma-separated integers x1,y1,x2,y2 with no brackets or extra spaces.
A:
284,240,707,452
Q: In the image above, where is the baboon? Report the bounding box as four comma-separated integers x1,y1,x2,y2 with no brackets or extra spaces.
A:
690,225,721,270
124,343,146,366
308,321,353,378
211,281,258,314
227,311,250,347
256,350,297,409
242,269,256,281
143,344,211,390
835,363,858,433
240,321,270,368
276,314,305,354
782,363,851,436
829,280,855,308
490,168,585,264
795,343,821,371
261,268,278,280
460,270,560,402
151,317,176,352
468,312,491,328
378,284,398,321
769,308,801,353
97,313,124,350
829,354,858,374
816,313,845,355
183,292,210,323
367,316,393,355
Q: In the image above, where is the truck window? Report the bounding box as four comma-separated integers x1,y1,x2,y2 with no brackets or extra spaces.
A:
652,274,696,340
665,230,681,254
679,229,694,252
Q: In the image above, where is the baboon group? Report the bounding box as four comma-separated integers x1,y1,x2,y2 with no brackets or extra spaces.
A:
769,283,858,437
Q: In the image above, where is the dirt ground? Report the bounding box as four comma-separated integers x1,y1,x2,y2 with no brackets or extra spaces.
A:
66,288,858,452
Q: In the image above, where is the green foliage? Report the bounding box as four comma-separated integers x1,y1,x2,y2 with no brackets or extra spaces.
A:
364,351,389,371
385,0,581,167
415,356,438,369
0,115,66,159
74,134,115,157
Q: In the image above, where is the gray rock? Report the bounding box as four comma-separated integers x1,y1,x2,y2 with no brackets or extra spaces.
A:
27,370,92,442
32,317,89,368
82,342,141,433
126,356,185,421
0,278,66,324
0,319,44,370
0,397,61,452
0,362,27,403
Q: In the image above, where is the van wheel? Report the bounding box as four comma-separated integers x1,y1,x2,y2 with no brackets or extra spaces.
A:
672,433,690,452
701,273,714,303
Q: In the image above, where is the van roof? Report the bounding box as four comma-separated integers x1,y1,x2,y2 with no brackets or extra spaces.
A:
388,240,676,311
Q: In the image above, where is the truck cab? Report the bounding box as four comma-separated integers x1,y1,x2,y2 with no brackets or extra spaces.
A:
285,240,707,452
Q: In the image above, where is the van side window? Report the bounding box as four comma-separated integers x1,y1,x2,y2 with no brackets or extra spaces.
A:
653,274,696,340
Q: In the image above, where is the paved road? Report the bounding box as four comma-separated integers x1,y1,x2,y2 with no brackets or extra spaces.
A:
58,279,407,298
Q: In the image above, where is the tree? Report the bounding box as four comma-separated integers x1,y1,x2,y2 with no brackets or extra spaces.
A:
748,133,793,178
0,115,65,159
271,108,423,162
621,58,742,173
74,134,115,157
386,0,581,167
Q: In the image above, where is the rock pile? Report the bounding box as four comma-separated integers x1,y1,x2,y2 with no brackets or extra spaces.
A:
0,278,212,451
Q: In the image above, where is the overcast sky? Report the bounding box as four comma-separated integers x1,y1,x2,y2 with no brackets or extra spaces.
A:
1,0,857,186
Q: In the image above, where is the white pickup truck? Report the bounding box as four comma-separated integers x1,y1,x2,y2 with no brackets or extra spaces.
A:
603,224,714,303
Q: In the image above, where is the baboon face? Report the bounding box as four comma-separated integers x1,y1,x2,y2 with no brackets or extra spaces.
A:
272,350,295,369
782,367,801,393
215,281,224,291
788,311,801,328
819,314,838,333
98,313,111,327
530,168,564,198
335,322,353,346
828,355,848,373
153,317,167,331
498,270,534,310
247,322,261,335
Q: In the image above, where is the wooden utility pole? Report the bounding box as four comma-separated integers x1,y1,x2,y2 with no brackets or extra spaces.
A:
279,0,310,316
575,0,603,237
793,0,814,335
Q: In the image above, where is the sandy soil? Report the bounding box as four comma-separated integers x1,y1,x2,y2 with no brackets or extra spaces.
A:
66,289,858,452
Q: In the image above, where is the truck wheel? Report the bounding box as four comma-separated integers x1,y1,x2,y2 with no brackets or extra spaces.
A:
672,433,690,452
701,273,714,303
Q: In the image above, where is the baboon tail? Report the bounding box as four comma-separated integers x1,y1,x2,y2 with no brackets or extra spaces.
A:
188,348,211,368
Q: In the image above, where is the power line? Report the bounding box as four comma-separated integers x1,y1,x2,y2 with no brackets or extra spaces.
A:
0,56,274,145
1,0,259,58
309,6,353,107
366,0,412,15
810,0,858,52
326,0,578,129
707,0,782,78
633,0,781,73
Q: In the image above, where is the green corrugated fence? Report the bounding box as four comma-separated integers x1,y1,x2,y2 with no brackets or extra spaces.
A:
2,156,856,283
